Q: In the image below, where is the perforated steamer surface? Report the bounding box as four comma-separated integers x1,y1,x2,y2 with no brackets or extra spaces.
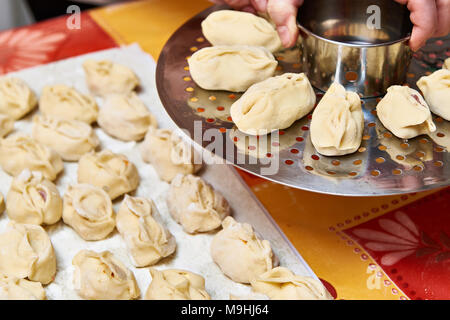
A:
156,5,450,196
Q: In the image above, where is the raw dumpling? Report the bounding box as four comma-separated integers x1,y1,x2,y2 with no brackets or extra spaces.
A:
167,174,230,234
376,85,436,139
145,268,210,300
188,45,277,92
98,92,157,141
417,69,450,120
310,82,364,156
250,267,333,300
0,222,56,284
6,170,62,225
0,134,63,180
444,58,450,70
0,114,13,138
0,77,37,120
201,10,282,52
230,73,316,135
32,114,99,161
39,85,98,124
77,150,139,200
83,59,139,97
72,250,140,300
211,216,276,284
63,184,115,240
0,192,4,215
116,195,176,267
0,274,46,300
140,128,201,182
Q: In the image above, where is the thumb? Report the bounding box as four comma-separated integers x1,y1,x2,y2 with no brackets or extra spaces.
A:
268,0,303,48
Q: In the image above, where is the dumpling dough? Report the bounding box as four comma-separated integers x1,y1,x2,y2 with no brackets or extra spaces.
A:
211,216,276,284
6,170,62,225
0,114,13,138
310,82,364,156
202,10,282,52
444,58,450,70
0,77,37,120
77,150,139,200
0,222,56,285
0,134,63,180
250,267,333,300
417,69,450,120
188,45,277,92
140,128,201,182
116,195,176,267
32,114,99,161
376,85,436,139
63,184,115,240
83,59,139,97
72,250,140,300
98,92,157,141
167,174,230,234
145,268,210,300
0,274,46,300
230,73,316,135
39,85,98,124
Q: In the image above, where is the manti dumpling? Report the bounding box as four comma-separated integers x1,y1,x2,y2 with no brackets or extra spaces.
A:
145,268,210,300
0,114,13,138
310,82,364,156
0,222,56,285
32,114,99,161
0,134,63,180
98,92,157,141
39,85,98,124
417,69,450,120
0,77,37,120
72,250,140,300
201,10,282,53
230,73,316,135
83,59,139,97
116,195,176,267
211,217,276,284
444,58,450,70
63,184,115,240
167,174,230,234
6,169,62,225
0,274,46,300
376,86,436,139
250,267,333,300
188,45,277,92
77,150,139,200
141,128,201,182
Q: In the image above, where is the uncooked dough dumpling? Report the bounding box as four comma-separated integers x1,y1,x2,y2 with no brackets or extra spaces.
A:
202,10,282,52
39,85,98,124
376,85,436,139
0,77,37,120
188,45,277,92
6,170,62,225
83,59,139,97
0,114,13,138
417,69,450,121
72,250,140,300
63,184,116,240
145,268,210,300
0,274,46,300
77,150,139,200
116,195,176,267
230,73,316,135
211,216,276,284
0,134,63,180
0,222,56,285
98,92,157,141
250,267,333,300
141,128,201,182
444,58,450,70
167,174,230,234
32,114,99,161
310,82,364,156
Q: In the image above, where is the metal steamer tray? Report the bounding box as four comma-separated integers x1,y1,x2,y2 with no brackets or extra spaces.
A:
156,5,450,196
